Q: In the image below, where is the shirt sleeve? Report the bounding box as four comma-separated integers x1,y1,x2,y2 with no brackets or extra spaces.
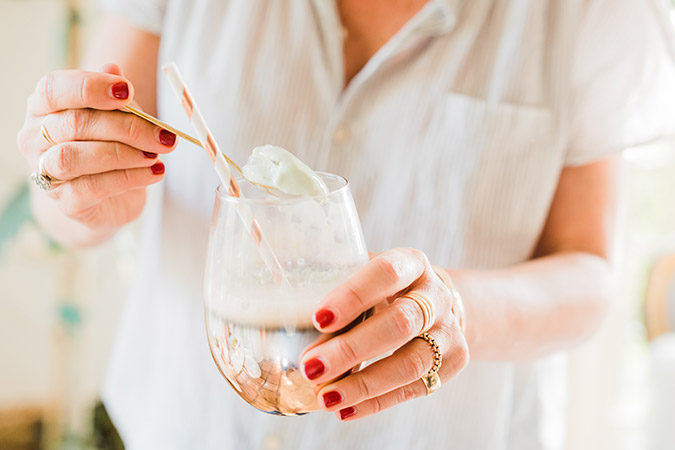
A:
98,0,167,35
565,0,675,166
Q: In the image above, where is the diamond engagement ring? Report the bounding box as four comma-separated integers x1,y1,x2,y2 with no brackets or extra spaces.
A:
31,154,63,191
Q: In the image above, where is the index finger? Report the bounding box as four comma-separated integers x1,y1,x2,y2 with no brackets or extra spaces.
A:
27,70,134,116
313,248,427,332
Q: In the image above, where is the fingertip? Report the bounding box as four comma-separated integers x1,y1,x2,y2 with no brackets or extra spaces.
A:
339,406,357,421
150,162,165,175
110,81,131,101
301,357,326,381
158,129,177,147
98,63,123,76
321,389,344,410
314,308,336,330
98,64,135,104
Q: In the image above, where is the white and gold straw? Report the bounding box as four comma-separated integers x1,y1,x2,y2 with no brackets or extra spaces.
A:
162,62,290,288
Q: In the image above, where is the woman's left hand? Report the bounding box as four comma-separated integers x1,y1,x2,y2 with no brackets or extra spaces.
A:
300,248,470,421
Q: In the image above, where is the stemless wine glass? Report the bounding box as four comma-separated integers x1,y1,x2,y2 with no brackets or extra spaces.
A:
204,173,368,416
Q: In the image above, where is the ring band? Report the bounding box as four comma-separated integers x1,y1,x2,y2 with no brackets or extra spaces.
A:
416,332,442,395
31,154,63,191
401,292,435,334
40,123,57,146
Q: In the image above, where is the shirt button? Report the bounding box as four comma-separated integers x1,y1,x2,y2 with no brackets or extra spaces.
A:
333,125,350,145
262,434,283,450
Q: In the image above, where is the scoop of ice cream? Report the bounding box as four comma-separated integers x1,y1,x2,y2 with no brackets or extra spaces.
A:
242,145,329,197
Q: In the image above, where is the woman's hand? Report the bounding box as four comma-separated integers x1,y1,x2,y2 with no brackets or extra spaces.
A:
300,248,469,421
17,64,177,244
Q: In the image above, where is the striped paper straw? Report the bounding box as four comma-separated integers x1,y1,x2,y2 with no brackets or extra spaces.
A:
162,62,290,288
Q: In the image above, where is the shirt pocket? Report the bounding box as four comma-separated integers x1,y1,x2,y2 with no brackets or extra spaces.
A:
424,93,562,265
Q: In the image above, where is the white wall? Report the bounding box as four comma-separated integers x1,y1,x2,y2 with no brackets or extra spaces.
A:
0,0,130,440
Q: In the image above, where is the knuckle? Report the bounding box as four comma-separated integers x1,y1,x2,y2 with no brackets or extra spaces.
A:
111,142,124,166
397,383,419,404
63,109,86,139
78,174,101,198
376,257,401,285
79,75,89,106
38,73,57,111
119,169,134,188
434,322,453,350
53,143,75,177
336,337,359,366
407,247,431,272
392,302,420,338
343,284,368,310
124,115,141,142
353,373,373,400
371,395,384,415
400,349,428,380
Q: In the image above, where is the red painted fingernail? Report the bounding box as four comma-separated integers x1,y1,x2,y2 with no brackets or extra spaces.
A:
159,129,176,147
303,358,325,380
142,151,157,159
150,162,165,175
323,391,342,408
111,82,129,100
315,309,335,328
339,407,356,420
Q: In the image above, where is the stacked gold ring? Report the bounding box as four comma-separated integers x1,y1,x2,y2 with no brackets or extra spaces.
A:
41,123,57,146
401,292,435,334
32,124,63,191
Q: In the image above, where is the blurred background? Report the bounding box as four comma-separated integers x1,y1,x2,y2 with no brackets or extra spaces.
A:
0,1,674,449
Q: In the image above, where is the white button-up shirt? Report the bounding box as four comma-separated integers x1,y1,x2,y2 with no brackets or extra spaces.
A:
99,0,675,449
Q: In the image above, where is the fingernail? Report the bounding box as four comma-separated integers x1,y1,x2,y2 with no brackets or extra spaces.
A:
315,309,335,328
111,82,129,100
142,151,158,159
150,162,165,175
303,358,325,380
323,391,342,408
159,129,176,147
339,407,356,420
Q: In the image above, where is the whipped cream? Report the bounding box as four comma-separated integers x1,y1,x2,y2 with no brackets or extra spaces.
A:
242,145,329,197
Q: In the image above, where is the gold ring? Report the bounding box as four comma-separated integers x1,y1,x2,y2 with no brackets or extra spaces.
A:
416,332,442,395
40,123,57,146
31,153,63,191
401,292,435,334
421,372,441,395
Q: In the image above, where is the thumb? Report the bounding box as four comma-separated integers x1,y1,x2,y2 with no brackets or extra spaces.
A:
97,63,137,107
98,63,123,77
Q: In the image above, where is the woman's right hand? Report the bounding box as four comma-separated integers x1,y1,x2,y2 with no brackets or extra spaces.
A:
17,64,177,243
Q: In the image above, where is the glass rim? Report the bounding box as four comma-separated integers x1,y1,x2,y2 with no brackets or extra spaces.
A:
215,172,350,205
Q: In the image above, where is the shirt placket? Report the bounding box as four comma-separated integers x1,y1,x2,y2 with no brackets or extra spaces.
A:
313,2,456,172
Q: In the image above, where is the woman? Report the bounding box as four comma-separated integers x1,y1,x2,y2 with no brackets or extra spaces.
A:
17,0,675,448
